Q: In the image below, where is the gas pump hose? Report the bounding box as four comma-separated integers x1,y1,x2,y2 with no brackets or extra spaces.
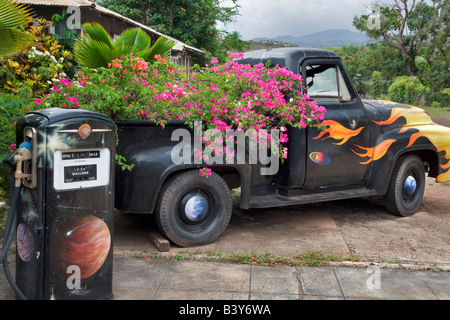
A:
0,174,27,300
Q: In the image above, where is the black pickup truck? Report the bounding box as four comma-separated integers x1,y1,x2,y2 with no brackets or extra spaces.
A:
114,48,450,247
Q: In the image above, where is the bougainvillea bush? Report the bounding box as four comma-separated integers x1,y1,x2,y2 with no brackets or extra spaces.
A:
33,52,326,166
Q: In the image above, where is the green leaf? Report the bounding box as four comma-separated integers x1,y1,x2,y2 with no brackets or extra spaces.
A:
114,28,151,52
74,34,114,68
140,36,175,61
0,0,35,56
82,23,114,50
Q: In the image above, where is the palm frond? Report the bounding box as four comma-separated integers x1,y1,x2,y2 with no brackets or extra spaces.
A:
74,34,113,68
141,36,176,61
0,0,33,27
114,28,151,52
110,44,136,61
0,0,35,56
82,23,114,50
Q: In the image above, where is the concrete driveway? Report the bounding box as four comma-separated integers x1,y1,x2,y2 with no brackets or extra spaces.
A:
114,177,450,269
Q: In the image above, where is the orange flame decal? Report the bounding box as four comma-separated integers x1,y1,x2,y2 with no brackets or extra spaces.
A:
314,120,364,145
371,105,450,182
352,139,396,165
404,125,450,182
374,106,433,133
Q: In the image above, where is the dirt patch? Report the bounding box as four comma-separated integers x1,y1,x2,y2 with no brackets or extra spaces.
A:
434,118,450,128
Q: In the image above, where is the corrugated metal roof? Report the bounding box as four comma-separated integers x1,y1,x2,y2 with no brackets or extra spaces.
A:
17,0,94,7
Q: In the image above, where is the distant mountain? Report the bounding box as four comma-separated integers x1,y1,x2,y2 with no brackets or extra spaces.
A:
252,29,374,48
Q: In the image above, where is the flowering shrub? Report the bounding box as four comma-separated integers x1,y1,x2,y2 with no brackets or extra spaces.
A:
0,18,74,97
33,52,326,167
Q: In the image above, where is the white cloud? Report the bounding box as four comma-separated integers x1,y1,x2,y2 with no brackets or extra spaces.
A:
220,0,385,40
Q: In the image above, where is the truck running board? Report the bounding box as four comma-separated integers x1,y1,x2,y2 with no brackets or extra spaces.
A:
249,188,378,209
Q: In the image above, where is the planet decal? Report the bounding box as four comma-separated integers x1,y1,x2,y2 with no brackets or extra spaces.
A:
404,175,417,196
17,223,34,262
309,152,331,166
50,215,111,280
185,195,209,221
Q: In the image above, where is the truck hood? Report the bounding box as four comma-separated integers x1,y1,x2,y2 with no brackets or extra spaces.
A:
362,99,435,128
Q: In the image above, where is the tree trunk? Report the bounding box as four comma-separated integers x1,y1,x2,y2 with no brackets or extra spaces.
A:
405,61,415,76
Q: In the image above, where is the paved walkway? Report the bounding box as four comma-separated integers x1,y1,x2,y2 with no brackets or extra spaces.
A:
112,257,450,300
2,253,450,301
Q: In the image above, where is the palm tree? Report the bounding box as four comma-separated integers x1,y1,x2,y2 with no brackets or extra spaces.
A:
0,0,35,56
74,23,176,68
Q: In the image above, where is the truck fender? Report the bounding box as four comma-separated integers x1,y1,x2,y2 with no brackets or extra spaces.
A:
114,139,252,213
363,129,441,194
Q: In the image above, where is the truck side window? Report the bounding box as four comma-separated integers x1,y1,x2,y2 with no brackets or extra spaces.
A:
305,64,352,102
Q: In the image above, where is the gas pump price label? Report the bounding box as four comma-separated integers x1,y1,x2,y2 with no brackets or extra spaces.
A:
53,148,111,190
64,164,97,183
62,151,100,160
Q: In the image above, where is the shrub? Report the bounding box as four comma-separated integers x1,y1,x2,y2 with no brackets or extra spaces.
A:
368,71,386,99
0,18,74,97
388,76,429,105
0,93,31,198
0,18,74,196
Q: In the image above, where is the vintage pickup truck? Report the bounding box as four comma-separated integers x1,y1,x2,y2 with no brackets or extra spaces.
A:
114,48,450,247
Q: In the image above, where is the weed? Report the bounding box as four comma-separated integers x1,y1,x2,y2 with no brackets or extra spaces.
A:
430,266,442,272
381,259,402,264
173,253,183,261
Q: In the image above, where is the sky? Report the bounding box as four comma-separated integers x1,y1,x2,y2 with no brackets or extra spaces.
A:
219,0,393,40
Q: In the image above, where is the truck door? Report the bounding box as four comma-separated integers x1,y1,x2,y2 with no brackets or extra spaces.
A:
301,59,371,189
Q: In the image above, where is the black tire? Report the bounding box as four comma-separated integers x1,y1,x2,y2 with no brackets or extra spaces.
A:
155,169,232,247
384,155,425,217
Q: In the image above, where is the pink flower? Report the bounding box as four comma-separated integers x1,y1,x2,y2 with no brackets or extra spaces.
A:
10,143,15,150
199,167,212,178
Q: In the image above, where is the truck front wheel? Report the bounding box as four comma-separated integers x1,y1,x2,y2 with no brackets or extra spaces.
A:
384,155,425,217
155,169,233,247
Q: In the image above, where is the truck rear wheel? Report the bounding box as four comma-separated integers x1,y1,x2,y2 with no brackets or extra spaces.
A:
155,169,232,247
384,155,425,217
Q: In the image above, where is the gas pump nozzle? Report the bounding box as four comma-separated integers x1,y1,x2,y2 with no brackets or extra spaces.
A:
13,141,32,187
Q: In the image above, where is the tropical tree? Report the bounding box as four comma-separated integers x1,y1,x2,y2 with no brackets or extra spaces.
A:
353,0,429,76
74,22,175,68
0,0,35,56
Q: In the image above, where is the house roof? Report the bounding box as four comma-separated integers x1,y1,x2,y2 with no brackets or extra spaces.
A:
17,0,94,6
17,0,204,55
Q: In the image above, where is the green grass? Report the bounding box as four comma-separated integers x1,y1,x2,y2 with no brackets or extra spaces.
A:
139,249,360,267
423,105,450,121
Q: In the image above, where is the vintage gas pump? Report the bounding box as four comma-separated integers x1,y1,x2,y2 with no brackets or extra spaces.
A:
1,108,115,300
